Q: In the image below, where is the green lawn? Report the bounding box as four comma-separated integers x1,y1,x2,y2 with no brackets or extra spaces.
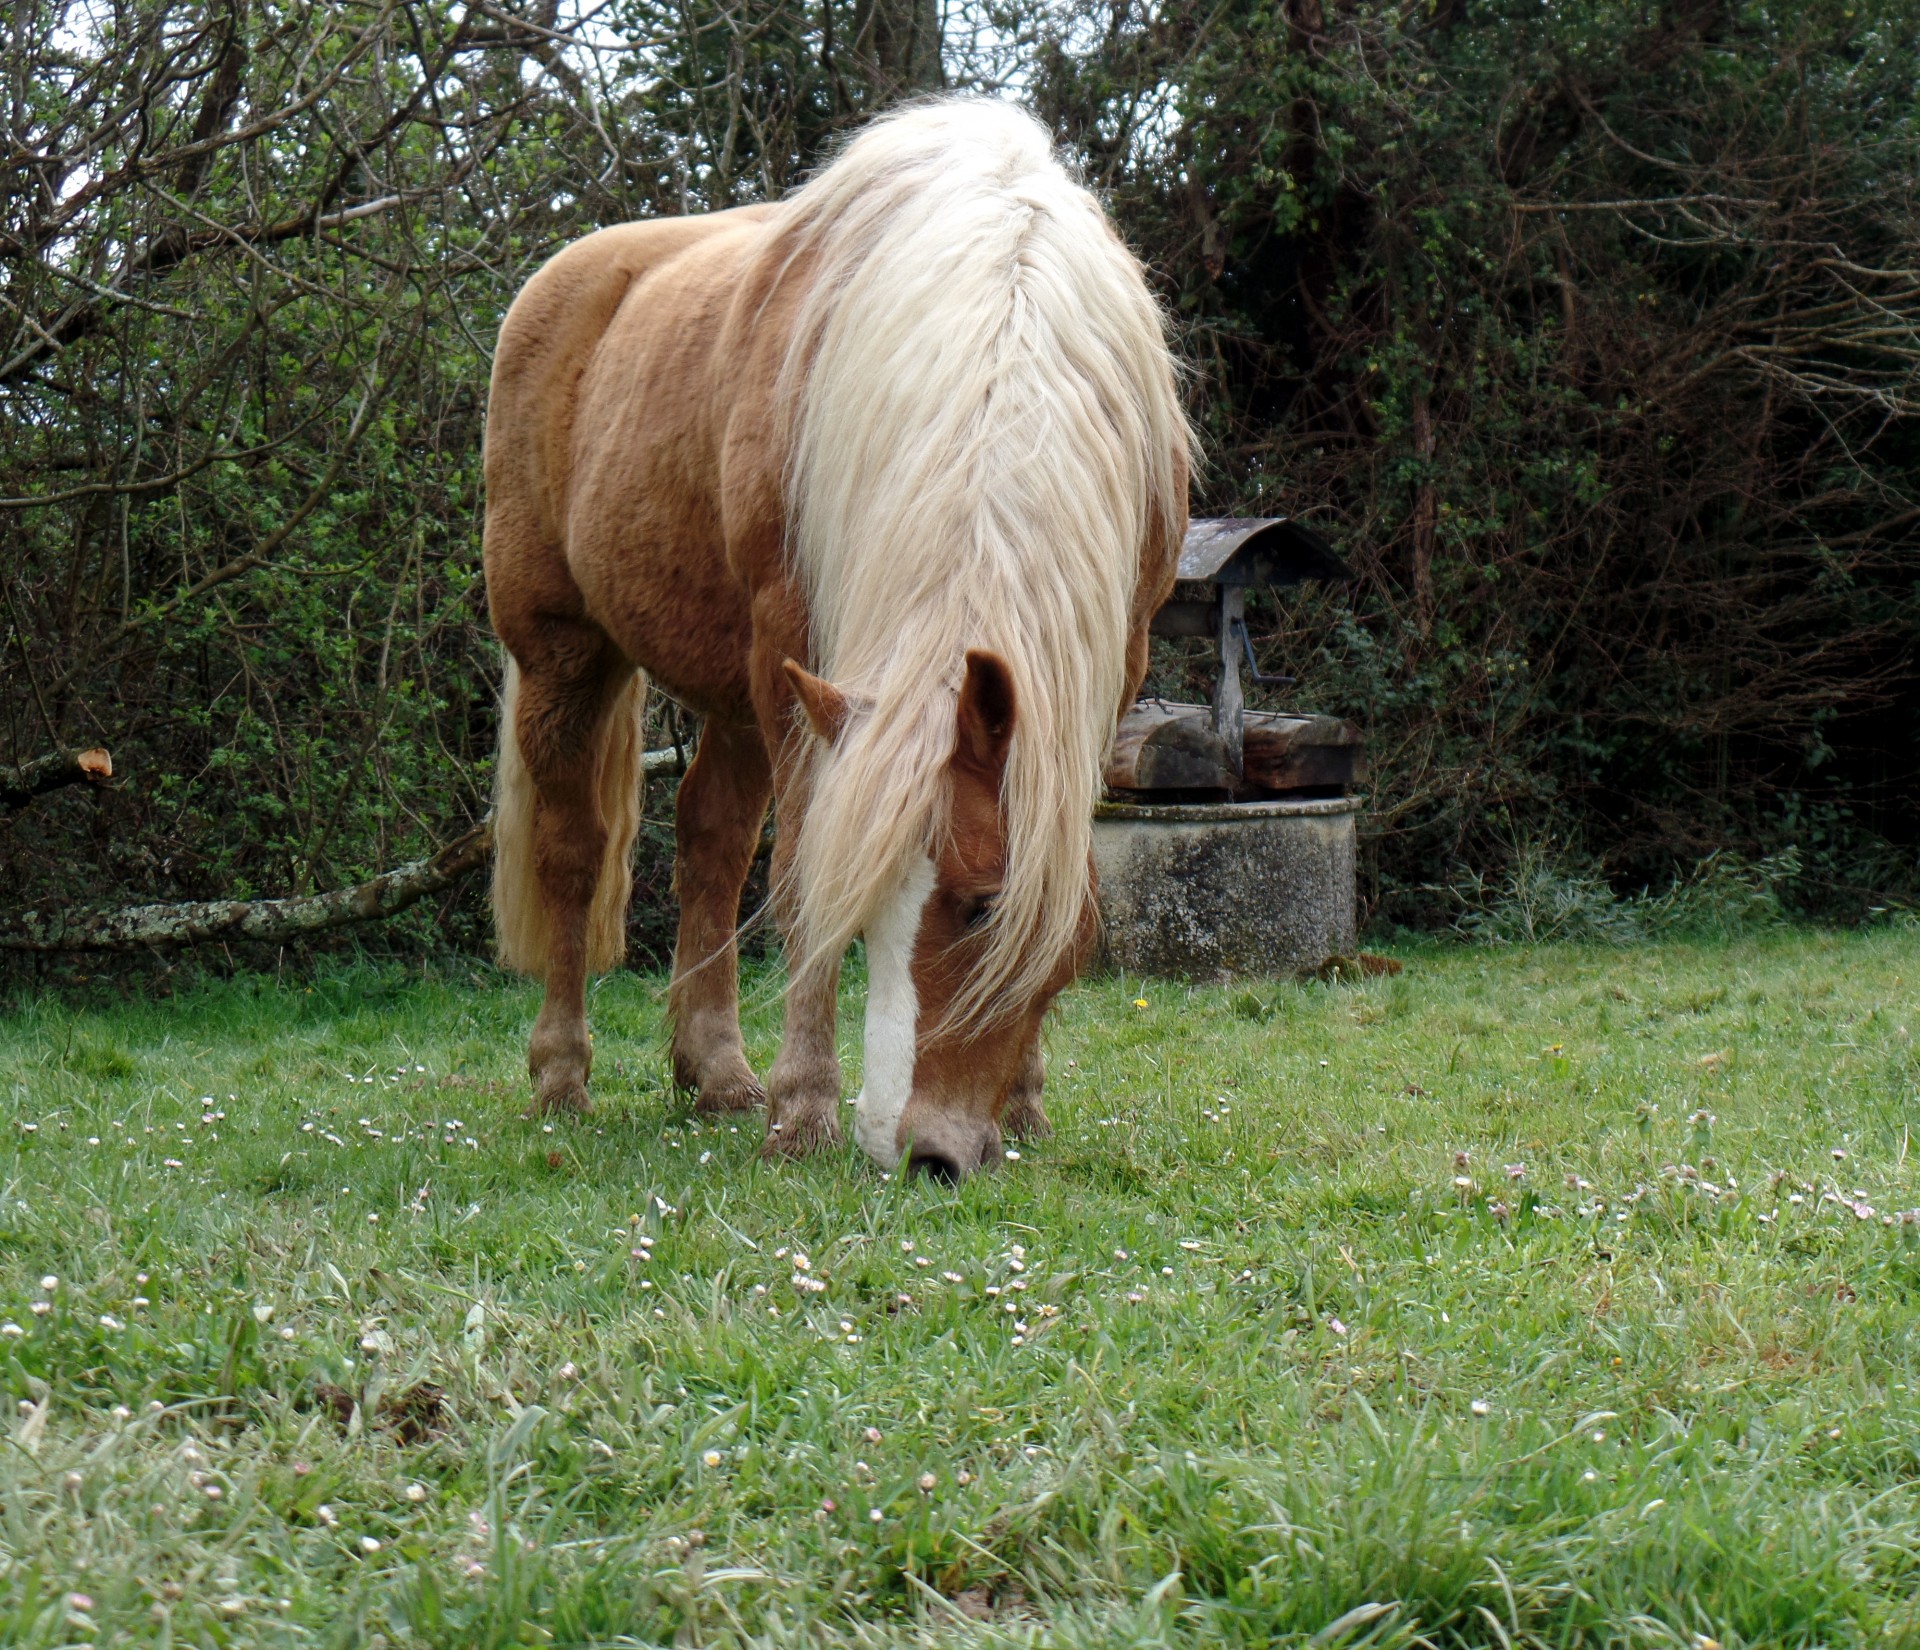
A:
2,932,1918,1647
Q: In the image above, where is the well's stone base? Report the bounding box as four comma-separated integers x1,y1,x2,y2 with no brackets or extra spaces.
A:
1091,797,1359,981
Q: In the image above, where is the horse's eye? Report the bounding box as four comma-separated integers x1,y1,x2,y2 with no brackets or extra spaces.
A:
963,895,998,930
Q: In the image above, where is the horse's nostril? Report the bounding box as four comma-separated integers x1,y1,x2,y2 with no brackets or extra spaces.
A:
907,1149,963,1186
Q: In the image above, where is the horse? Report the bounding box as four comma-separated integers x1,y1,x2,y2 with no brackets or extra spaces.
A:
483,97,1190,1182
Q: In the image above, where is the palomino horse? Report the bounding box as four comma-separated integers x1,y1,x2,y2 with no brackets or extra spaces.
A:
484,98,1189,1181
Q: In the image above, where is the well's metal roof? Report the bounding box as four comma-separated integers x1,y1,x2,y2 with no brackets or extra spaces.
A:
1178,517,1355,586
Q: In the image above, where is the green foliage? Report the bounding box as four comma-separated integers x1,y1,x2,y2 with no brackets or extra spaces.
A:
1443,840,1803,946
1445,839,1648,947
1637,848,1806,940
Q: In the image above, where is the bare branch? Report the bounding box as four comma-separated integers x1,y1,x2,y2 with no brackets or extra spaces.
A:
41,362,396,699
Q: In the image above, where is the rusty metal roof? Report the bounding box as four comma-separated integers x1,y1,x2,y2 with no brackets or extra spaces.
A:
1178,517,1355,587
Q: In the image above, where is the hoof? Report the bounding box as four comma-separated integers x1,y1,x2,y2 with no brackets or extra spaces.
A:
1001,1044,1049,1142
760,1107,842,1160
529,1015,592,1117
694,1076,766,1115
531,1073,593,1116
676,1057,766,1116
673,1048,767,1115
1001,1097,1052,1142
761,1058,844,1161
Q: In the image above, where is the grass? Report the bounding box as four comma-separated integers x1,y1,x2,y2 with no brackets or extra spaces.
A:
1,930,1919,1648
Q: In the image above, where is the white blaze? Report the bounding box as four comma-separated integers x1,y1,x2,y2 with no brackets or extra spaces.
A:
854,854,935,1167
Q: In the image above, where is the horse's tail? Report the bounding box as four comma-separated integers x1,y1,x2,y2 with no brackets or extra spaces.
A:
491,656,648,976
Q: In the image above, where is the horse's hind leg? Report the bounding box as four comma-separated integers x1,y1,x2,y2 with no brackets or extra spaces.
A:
509,629,640,1113
668,719,772,1112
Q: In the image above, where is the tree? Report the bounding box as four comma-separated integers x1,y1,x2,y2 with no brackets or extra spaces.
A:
853,0,945,98
5,0,1917,966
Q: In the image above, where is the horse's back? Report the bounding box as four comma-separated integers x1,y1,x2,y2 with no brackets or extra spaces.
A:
487,208,775,535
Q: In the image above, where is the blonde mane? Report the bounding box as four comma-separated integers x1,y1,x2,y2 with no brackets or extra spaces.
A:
769,98,1190,1022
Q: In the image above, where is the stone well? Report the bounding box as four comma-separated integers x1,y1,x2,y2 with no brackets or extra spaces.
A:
1091,795,1360,981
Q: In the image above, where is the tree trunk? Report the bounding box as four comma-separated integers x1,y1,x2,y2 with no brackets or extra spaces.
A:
1410,387,1437,639
850,0,943,103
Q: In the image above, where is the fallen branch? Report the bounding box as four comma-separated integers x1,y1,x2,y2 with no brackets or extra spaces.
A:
0,819,492,951
1510,193,1772,213
1,747,112,811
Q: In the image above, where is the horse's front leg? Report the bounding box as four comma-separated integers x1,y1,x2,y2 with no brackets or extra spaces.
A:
668,719,772,1113
741,621,847,1159
999,1035,1052,1141
762,813,844,1158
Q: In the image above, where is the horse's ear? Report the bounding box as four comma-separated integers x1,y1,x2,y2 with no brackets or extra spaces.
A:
954,649,1016,780
783,658,852,743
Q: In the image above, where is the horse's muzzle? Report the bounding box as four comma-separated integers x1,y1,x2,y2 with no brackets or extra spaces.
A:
901,1114,1003,1185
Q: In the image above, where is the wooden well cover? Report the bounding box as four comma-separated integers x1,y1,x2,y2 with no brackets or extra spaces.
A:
1105,702,1366,799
